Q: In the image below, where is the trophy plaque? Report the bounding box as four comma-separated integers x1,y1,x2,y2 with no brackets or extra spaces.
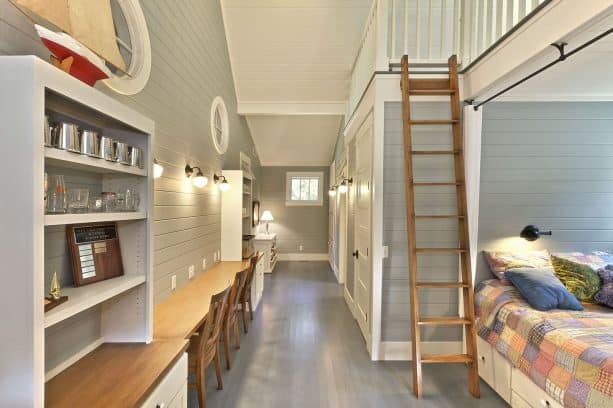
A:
66,223,124,287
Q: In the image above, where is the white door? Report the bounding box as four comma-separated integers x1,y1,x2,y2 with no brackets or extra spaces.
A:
328,164,336,278
353,118,372,339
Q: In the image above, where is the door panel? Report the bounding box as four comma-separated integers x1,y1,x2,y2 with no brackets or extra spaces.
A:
354,117,372,339
346,142,356,300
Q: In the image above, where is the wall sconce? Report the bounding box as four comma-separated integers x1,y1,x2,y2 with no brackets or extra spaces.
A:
338,178,353,194
520,225,552,242
185,164,208,188
328,186,337,197
153,158,164,179
214,173,231,192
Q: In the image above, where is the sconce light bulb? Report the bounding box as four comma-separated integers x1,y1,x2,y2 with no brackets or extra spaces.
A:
219,180,231,192
153,160,164,179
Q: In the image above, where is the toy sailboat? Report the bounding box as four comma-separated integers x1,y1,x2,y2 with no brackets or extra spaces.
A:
11,0,127,86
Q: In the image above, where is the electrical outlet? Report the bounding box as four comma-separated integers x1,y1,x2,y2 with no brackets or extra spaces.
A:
383,245,389,258
299,245,304,252
202,258,207,269
216,250,221,262
188,265,195,280
171,275,176,290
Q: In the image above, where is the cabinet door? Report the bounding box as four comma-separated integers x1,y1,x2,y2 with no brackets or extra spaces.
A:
476,337,494,388
141,353,187,408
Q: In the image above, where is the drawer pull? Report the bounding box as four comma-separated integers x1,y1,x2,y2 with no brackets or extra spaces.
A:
156,404,165,408
480,355,485,362
541,400,551,407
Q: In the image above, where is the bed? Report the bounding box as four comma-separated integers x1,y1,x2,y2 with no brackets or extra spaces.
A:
475,278,613,408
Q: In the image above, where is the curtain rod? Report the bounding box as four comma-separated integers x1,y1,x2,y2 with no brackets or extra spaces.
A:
468,28,613,111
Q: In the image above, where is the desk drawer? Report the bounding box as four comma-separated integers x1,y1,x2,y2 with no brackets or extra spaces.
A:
141,353,187,408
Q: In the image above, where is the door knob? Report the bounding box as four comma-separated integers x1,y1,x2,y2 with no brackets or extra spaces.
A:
352,250,359,259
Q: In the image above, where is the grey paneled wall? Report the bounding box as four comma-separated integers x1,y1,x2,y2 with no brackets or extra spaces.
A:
477,102,613,283
259,167,329,254
382,102,461,342
0,1,260,304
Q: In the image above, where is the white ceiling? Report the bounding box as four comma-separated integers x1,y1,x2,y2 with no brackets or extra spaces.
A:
486,11,613,101
221,0,372,166
246,115,342,166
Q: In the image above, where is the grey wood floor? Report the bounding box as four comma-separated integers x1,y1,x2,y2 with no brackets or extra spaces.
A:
191,261,507,408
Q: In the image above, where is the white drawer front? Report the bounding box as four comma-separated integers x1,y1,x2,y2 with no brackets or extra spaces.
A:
512,368,563,408
477,337,494,387
511,391,532,408
492,347,511,403
141,353,188,408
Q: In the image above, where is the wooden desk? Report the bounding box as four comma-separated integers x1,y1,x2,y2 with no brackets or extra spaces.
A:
154,261,249,339
46,339,188,407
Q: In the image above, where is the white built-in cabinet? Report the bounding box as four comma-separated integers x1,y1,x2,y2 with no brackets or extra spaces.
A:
254,233,277,274
0,56,185,406
477,336,563,408
220,170,264,309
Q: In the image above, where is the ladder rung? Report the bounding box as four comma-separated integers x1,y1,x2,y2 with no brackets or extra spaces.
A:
409,120,458,125
418,316,471,325
409,89,456,95
415,215,465,219
421,354,473,364
415,247,467,253
413,182,463,186
412,150,461,155
416,282,469,288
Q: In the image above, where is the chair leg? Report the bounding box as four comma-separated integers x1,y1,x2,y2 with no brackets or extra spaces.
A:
196,364,207,408
233,318,241,349
241,301,249,333
224,325,232,370
214,347,223,390
248,299,254,321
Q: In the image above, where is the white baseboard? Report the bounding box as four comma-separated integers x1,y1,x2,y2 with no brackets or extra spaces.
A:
376,341,463,361
278,253,329,261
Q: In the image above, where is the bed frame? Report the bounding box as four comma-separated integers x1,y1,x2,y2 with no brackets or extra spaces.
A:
477,337,563,407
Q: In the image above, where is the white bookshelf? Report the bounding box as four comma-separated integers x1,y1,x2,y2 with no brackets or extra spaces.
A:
44,212,147,226
45,147,148,177
0,56,154,406
44,274,146,328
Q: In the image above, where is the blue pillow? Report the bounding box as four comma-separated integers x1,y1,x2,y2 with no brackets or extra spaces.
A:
505,268,583,311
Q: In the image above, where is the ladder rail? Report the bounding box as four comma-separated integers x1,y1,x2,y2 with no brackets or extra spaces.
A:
400,54,480,399
399,55,422,399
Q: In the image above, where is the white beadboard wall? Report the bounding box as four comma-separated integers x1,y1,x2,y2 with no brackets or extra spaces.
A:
476,102,613,283
0,1,260,304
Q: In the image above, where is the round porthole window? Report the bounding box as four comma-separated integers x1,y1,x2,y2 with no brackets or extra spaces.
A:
211,97,229,155
103,0,152,95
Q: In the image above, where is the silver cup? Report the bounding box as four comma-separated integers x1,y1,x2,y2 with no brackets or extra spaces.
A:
56,122,80,153
100,136,115,161
44,115,52,147
114,141,130,165
128,146,143,168
80,129,101,157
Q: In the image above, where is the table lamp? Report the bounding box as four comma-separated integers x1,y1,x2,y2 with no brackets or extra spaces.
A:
261,210,274,234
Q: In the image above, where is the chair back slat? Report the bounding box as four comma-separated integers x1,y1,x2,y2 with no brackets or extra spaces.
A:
197,287,229,353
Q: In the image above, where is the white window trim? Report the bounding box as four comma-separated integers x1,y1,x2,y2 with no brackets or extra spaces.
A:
211,96,230,155
286,171,324,206
102,0,152,95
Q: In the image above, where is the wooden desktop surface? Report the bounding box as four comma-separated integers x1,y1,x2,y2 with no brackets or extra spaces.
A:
153,260,250,339
45,339,188,408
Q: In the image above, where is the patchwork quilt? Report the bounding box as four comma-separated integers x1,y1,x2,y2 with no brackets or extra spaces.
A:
475,279,613,408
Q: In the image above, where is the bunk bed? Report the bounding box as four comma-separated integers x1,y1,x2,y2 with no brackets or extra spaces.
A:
474,277,612,408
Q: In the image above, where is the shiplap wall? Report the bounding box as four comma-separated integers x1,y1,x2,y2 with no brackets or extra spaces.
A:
476,102,613,283
0,1,260,304
259,167,329,254
382,102,461,342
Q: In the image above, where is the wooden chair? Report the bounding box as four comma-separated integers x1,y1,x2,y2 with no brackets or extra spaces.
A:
240,252,262,333
187,287,229,408
220,267,248,369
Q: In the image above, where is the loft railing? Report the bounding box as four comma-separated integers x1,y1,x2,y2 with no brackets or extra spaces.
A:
347,0,551,116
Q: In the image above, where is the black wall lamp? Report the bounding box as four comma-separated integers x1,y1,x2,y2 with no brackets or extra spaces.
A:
214,173,231,192
338,178,353,194
520,225,552,242
185,164,208,187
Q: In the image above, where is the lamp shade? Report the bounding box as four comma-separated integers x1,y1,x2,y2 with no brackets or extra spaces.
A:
520,225,552,241
261,210,274,222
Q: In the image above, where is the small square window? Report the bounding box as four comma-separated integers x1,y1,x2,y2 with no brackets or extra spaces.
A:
286,172,324,206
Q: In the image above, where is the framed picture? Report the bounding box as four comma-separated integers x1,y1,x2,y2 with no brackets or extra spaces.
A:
252,200,260,227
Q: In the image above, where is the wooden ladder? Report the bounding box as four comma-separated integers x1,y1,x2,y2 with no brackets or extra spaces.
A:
400,55,480,399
